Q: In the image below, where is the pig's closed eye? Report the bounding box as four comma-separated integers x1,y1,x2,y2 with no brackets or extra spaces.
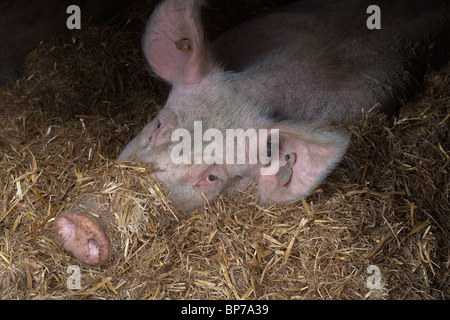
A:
148,119,162,145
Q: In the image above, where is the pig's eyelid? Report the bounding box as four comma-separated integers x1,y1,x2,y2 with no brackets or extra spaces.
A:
194,167,220,186
195,174,220,187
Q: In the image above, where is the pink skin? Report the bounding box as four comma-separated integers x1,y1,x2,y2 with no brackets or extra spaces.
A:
55,0,448,265
55,211,110,266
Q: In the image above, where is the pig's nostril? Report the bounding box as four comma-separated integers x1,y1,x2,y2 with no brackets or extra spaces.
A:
88,238,100,257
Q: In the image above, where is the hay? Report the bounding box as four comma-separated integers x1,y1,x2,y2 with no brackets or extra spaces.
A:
0,0,448,300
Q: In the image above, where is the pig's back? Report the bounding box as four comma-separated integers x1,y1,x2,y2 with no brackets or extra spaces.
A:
212,0,449,123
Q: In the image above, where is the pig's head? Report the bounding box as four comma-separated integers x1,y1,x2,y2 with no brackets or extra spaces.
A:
118,0,350,212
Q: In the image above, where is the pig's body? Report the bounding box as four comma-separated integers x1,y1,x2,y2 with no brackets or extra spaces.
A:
56,0,449,266
211,0,448,123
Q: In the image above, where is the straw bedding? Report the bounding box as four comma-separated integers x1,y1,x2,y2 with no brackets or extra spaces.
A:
0,0,448,299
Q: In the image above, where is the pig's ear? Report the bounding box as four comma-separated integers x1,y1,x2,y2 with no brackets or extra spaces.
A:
258,122,350,204
143,0,217,84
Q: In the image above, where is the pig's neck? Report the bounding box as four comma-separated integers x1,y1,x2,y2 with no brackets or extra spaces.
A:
235,49,372,125
232,62,308,123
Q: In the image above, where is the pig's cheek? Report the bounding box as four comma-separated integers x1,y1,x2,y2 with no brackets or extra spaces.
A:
196,177,224,199
56,211,110,266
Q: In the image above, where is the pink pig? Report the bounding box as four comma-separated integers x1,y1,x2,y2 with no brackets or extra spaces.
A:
56,0,449,265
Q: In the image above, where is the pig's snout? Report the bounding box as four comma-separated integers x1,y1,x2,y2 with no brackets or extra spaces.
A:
118,118,163,161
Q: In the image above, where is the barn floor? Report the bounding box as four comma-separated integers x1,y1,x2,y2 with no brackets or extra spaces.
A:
0,0,448,299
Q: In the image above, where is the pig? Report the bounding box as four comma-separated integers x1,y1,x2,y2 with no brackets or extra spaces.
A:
55,0,449,265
